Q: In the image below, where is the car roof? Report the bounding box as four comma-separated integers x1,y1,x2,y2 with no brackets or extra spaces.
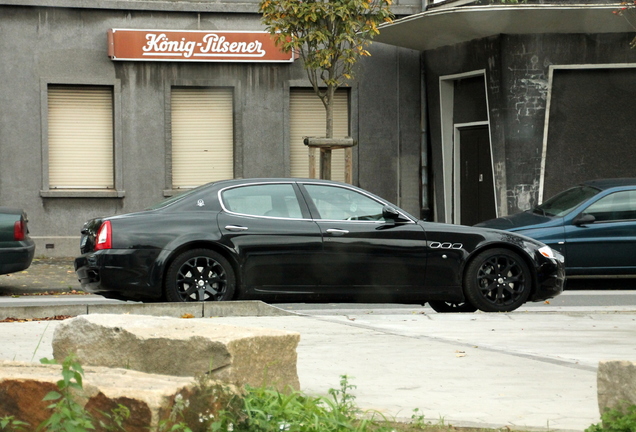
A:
211,178,349,187
581,178,636,190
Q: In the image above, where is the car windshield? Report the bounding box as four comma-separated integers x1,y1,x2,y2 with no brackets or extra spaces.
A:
534,185,600,217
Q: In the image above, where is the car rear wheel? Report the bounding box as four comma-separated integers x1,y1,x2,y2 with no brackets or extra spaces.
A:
428,301,478,313
464,248,531,312
165,249,235,302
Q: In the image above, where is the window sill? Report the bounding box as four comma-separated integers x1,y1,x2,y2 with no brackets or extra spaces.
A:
40,190,125,198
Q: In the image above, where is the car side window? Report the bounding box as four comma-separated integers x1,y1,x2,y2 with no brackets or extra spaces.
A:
303,184,386,221
221,184,303,219
583,190,636,222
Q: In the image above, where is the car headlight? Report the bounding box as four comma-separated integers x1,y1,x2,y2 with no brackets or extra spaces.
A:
538,245,556,259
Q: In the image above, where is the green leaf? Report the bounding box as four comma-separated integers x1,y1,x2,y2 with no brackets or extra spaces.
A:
42,391,62,401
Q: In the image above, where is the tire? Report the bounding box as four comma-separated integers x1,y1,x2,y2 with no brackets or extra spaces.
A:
463,248,532,313
428,300,478,313
165,249,235,302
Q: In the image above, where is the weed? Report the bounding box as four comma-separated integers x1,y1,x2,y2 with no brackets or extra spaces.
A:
38,355,96,431
31,322,50,362
586,403,636,432
0,416,29,431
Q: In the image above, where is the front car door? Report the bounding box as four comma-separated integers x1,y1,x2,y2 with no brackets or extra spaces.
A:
564,189,636,275
299,182,428,303
217,182,323,295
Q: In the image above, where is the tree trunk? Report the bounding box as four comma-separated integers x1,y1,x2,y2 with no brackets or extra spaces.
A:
320,87,335,180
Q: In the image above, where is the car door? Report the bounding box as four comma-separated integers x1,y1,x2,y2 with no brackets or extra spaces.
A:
299,182,428,302
564,189,636,275
217,182,323,292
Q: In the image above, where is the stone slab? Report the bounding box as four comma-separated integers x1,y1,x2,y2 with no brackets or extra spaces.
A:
52,314,300,392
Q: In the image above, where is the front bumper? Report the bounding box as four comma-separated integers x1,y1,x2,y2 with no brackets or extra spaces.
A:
531,249,566,302
74,248,164,300
0,240,35,275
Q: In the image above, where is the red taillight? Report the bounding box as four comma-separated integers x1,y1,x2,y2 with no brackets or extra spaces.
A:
13,220,25,241
95,221,112,250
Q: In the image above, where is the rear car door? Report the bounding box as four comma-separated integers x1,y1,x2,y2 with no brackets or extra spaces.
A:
299,182,428,302
217,182,324,292
564,189,636,275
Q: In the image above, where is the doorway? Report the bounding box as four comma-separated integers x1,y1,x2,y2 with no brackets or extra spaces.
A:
455,124,496,226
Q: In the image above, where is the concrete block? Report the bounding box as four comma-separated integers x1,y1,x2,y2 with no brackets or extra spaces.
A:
52,314,300,392
0,360,235,432
598,360,636,414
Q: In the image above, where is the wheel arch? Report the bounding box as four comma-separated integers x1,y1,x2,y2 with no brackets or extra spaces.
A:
462,243,539,298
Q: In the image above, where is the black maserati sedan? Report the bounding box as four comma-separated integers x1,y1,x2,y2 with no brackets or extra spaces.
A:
75,178,564,312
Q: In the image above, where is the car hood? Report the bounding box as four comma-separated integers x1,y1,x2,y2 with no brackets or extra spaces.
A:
475,211,554,230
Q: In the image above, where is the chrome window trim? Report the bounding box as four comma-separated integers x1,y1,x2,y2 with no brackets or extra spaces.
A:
218,181,312,221
300,181,417,224
216,180,417,224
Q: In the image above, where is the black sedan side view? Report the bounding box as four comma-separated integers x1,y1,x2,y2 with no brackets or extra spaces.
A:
75,179,564,312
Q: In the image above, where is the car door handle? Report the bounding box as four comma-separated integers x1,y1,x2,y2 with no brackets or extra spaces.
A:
225,225,249,231
326,228,349,236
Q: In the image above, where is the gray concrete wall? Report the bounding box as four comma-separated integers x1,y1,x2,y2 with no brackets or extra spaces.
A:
0,4,422,257
422,32,636,220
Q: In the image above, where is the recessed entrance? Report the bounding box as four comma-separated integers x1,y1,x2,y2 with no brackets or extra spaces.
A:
455,124,496,226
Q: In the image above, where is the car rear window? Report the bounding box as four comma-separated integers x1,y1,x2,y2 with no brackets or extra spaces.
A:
221,183,303,219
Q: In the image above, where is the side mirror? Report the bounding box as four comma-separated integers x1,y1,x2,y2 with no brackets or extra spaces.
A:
573,213,595,226
382,205,401,221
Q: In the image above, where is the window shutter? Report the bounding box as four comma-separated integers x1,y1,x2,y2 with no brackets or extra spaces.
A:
48,86,114,188
171,88,234,188
290,89,349,181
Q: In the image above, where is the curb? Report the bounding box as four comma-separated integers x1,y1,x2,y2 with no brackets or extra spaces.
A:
0,300,296,320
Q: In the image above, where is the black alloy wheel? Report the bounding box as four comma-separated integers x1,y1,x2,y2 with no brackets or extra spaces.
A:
464,248,531,312
428,300,478,313
165,249,235,302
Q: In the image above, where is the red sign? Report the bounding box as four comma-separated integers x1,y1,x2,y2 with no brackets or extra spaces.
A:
107,29,295,63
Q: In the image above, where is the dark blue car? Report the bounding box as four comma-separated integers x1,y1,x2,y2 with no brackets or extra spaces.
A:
476,179,636,277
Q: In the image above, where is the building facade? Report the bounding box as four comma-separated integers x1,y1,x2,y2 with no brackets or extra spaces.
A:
0,1,422,256
378,1,636,225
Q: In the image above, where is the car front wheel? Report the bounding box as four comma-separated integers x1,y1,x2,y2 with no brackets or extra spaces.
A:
464,248,531,312
165,249,235,302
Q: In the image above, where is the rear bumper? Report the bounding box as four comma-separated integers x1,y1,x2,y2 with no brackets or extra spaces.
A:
0,240,35,275
74,248,164,300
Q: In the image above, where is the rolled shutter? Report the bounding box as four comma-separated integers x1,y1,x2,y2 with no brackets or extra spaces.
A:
290,89,349,181
48,86,114,188
171,88,234,188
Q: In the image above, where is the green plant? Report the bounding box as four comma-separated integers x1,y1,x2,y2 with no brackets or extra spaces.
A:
586,403,636,432
31,322,50,362
156,393,193,432
409,409,429,429
211,375,390,432
96,405,130,432
38,355,95,432
0,416,29,431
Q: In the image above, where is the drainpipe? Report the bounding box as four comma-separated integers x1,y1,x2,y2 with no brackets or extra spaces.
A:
420,54,430,220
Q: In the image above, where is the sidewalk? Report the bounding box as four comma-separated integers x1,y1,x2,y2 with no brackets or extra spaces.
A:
4,308,635,431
